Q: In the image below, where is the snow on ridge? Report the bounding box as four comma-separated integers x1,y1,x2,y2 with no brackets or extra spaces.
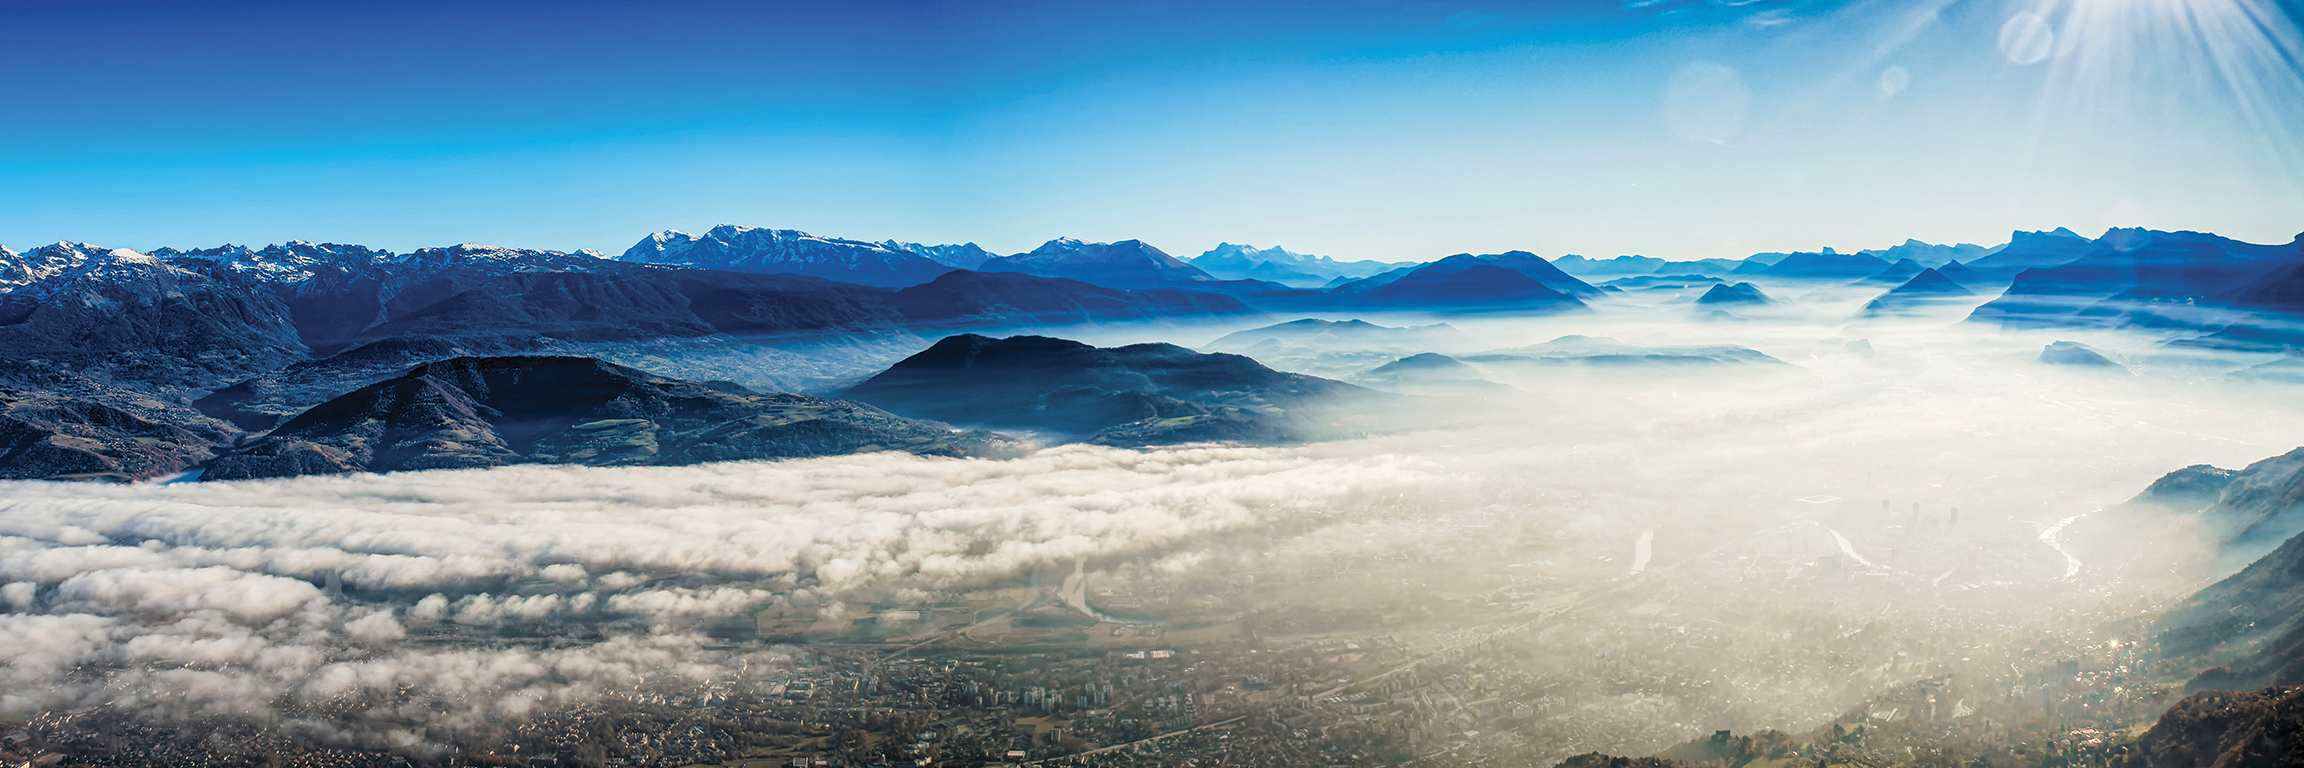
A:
107,248,159,265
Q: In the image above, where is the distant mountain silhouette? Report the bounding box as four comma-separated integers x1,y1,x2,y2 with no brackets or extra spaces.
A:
1853,238,1998,268
206,356,1011,480
1856,258,1925,285
1551,255,1666,277
1465,335,1787,368
887,270,1256,328
1355,353,1517,396
1694,282,1772,306
1205,318,1467,353
1962,227,2096,276
840,334,1396,445
1763,250,1894,279
1859,268,1974,316
1936,259,1985,285
1191,243,1412,286
1401,251,1603,297
1602,274,1723,290
1668,258,1750,276
1353,264,1581,308
2037,340,2127,371
1367,352,1476,377
1969,229,2304,338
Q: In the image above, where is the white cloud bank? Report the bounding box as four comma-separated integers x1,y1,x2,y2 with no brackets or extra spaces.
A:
0,443,1434,743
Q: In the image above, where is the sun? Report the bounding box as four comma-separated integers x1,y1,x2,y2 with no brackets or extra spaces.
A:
2001,0,2304,163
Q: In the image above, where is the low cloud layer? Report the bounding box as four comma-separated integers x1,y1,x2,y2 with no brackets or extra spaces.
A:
0,444,1437,744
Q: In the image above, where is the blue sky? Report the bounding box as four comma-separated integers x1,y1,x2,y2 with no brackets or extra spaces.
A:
2,0,2298,261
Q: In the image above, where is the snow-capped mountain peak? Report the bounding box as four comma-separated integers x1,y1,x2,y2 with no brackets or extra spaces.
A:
388,243,615,278
972,237,1219,289
1,242,109,292
881,240,995,269
616,224,956,288
153,241,401,286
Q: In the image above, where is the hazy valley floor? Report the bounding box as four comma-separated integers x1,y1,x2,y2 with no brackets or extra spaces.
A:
5,285,2301,766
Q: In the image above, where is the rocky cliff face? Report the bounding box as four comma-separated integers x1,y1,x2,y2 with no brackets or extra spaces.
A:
0,244,309,389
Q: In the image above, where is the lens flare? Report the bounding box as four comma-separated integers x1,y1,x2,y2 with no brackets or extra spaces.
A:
2000,12,2058,64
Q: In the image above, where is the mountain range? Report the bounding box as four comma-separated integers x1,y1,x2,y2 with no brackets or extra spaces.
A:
1191,243,1418,287
1962,227,2097,276
4,222,2299,482
1746,249,1895,279
1544,231,2088,284
621,225,963,288
1968,229,2304,347
0,236,1282,480
1551,255,1668,276
618,228,1607,314
976,237,1291,297
1852,238,1997,268
0,243,310,389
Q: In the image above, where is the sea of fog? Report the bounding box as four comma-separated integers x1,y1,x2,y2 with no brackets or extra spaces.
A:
4,288,2300,758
